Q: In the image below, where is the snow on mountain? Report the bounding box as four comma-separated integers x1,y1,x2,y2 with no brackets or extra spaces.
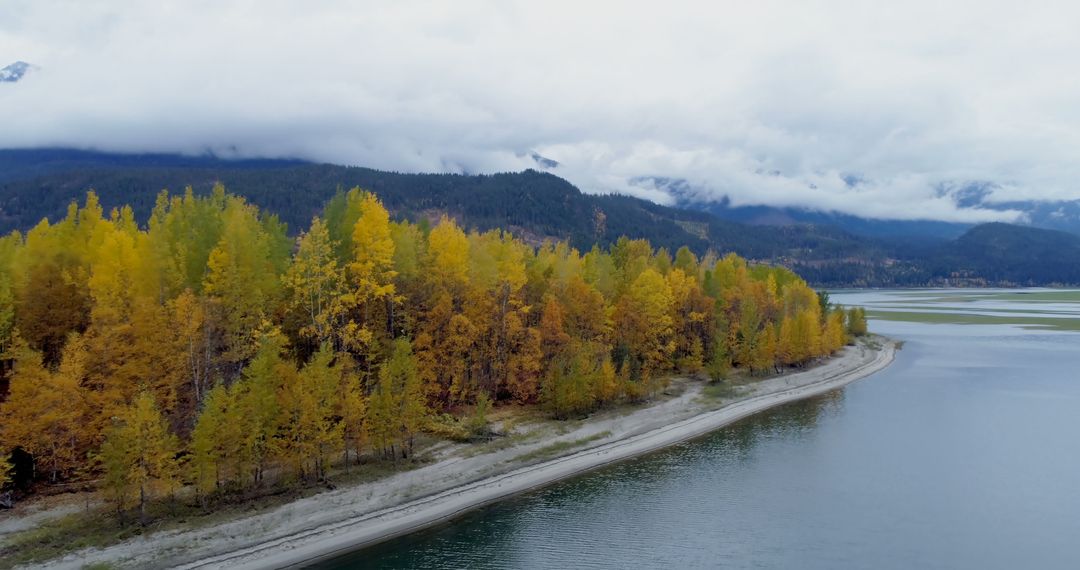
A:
0,61,38,83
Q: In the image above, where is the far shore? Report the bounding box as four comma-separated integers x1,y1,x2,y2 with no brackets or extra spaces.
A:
35,337,896,570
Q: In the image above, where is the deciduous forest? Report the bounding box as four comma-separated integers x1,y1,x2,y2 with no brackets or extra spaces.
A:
0,185,864,518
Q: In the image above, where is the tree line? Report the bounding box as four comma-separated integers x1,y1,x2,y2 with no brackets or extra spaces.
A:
0,185,866,518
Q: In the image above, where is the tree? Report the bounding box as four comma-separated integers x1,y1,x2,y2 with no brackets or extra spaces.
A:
233,330,287,484
99,391,179,522
427,216,470,293
612,268,674,389
14,255,91,367
366,372,397,460
503,310,542,403
190,384,229,498
281,344,343,479
0,184,863,500
751,326,778,374
335,353,367,468
167,290,209,417
203,197,283,368
822,308,847,354
0,448,12,489
350,194,396,302
0,336,92,482
847,307,868,336
284,218,346,350
381,339,427,458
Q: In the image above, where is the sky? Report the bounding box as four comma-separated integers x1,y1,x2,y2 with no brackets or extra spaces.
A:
2,0,1079,222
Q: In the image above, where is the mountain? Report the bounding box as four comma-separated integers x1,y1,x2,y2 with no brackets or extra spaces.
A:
0,61,37,83
0,148,884,263
934,223,1080,285
689,198,972,242
651,177,1080,240
0,148,1078,287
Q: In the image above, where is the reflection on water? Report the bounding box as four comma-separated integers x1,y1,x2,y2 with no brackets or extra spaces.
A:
314,290,1080,569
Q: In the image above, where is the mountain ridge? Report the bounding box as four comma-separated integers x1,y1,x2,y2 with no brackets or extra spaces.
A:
0,148,1076,287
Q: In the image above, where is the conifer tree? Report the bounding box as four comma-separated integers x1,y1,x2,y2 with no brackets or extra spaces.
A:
99,391,179,522
190,384,229,498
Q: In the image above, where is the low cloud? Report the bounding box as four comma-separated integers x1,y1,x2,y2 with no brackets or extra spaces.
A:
2,1,1078,221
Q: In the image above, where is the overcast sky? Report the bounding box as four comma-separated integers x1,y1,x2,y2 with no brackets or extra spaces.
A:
2,1,1079,221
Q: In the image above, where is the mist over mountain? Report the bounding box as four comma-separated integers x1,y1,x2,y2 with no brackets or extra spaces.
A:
649,177,1080,241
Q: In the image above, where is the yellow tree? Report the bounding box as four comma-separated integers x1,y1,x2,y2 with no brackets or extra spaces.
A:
822,308,847,354
613,268,674,389
99,391,179,522
233,330,288,484
0,336,92,482
0,448,11,488
777,315,800,366
751,325,778,374
339,370,367,469
342,194,397,354
559,275,610,344
666,268,711,372
427,216,470,293
190,383,229,498
366,374,398,460
503,310,542,403
377,339,427,458
203,197,282,368
284,218,346,351
280,345,343,480
847,307,868,336
167,290,209,413
82,220,183,434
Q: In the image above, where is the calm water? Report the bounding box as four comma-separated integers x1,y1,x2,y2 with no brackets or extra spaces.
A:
315,290,1080,569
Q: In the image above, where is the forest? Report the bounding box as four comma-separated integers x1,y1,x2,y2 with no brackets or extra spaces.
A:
0,185,865,520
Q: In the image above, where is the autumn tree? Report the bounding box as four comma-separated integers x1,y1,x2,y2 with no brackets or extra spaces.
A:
190,383,229,498
381,339,427,457
99,391,179,522
613,268,674,392
0,336,92,482
280,345,343,480
203,197,285,368
0,448,11,489
847,307,868,336
0,183,865,506
284,218,346,353
343,193,397,354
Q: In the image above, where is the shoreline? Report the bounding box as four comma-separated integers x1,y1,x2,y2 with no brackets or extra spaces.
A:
40,338,896,570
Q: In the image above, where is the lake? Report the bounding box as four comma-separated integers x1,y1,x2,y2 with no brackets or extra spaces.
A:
313,289,1080,569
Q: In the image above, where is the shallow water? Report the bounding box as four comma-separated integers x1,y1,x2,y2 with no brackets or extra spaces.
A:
313,290,1080,569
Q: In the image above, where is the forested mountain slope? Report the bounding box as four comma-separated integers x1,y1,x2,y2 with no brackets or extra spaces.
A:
0,149,1077,286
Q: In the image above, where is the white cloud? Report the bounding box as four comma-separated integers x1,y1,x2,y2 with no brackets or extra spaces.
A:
2,0,1079,221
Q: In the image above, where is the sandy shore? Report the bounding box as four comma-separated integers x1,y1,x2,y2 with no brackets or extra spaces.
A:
35,337,895,570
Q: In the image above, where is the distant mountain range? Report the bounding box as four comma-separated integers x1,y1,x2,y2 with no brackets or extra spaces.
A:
0,61,37,83
1,147,1079,287
633,176,1080,241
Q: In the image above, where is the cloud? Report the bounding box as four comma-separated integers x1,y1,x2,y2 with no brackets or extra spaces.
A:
2,0,1079,221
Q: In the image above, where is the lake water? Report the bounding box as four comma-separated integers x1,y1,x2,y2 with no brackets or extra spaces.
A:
313,289,1080,569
